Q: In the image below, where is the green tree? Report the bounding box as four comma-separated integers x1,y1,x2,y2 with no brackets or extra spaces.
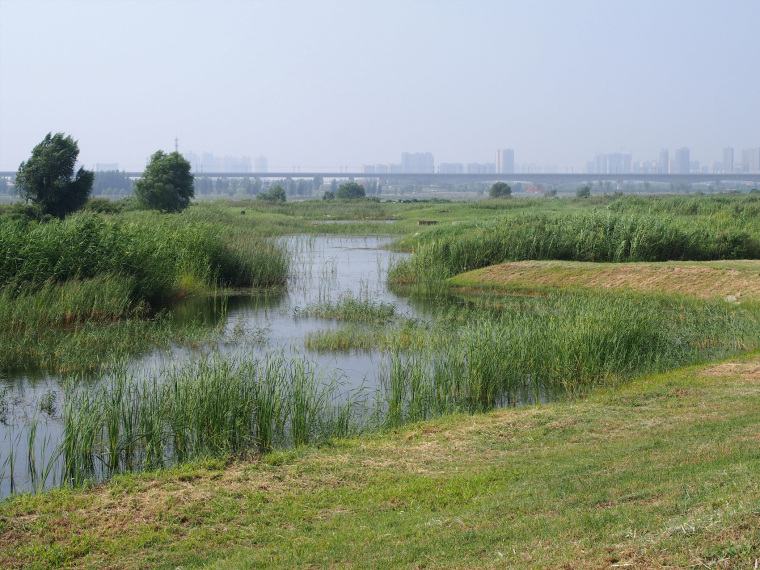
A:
336,181,366,199
489,182,511,198
268,185,287,202
15,132,94,218
256,184,287,202
322,190,335,200
576,186,591,198
134,151,194,212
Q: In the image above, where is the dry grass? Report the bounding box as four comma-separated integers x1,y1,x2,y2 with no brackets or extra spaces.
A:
454,260,760,302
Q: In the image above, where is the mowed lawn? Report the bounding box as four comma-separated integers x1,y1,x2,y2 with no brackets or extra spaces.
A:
2,353,760,569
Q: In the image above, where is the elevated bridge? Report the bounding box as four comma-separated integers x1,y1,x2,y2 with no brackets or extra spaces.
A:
122,172,760,185
2,172,759,186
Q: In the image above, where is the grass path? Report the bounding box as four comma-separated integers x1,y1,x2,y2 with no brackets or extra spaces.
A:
2,354,760,568
451,259,760,303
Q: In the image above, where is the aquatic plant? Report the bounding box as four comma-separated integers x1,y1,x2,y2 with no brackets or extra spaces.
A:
58,353,360,487
389,210,760,292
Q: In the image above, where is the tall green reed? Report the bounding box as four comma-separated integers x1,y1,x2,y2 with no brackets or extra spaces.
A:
389,210,760,292
0,211,289,308
58,353,362,488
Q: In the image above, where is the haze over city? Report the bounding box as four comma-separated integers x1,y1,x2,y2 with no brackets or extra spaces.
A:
1,0,759,174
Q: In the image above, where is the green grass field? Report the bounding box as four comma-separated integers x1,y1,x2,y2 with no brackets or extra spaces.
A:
2,353,759,568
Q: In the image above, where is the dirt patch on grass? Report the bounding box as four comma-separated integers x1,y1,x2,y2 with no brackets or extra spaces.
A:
699,360,760,384
461,260,760,301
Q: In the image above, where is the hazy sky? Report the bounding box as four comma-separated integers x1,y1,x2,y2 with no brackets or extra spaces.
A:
1,0,758,172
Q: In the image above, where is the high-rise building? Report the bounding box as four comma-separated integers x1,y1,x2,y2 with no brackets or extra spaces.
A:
604,153,631,174
254,155,268,173
495,149,514,174
673,147,690,174
401,152,435,173
584,152,631,174
202,152,219,172
659,149,670,173
723,147,734,173
743,148,760,173
466,163,496,174
438,163,464,174
221,155,252,172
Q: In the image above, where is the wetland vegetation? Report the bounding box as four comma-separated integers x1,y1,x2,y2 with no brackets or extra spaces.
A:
2,192,760,567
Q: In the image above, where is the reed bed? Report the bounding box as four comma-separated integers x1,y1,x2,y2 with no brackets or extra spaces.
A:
608,192,760,220
293,295,396,324
314,290,760,416
0,275,146,329
5,289,759,494
389,210,760,292
0,211,288,373
58,354,358,487
0,212,289,306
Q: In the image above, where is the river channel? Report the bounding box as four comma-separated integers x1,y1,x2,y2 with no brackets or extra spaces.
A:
0,235,413,497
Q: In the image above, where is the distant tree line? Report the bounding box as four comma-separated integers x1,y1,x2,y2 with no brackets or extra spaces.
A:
193,176,327,198
92,170,133,197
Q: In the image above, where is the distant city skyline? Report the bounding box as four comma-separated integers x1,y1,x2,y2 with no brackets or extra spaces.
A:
46,142,760,176
2,1,759,174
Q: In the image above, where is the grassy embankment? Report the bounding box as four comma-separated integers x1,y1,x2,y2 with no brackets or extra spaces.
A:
1,353,759,568
450,259,760,302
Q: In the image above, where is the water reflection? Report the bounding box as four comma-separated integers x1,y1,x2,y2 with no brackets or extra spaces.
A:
0,236,411,497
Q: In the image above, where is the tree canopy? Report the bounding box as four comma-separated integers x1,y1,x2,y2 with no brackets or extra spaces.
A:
576,186,591,198
15,132,94,218
336,182,366,200
134,151,194,212
256,184,287,202
489,182,512,199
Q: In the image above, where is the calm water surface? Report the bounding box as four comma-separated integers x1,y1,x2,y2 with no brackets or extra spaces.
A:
0,235,412,497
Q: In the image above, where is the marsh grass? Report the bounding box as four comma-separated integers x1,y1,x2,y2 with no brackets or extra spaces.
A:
0,212,289,304
293,295,396,324
58,353,360,488
389,209,760,293
309,289,760,416
5,277,760,498
0,210,289,373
